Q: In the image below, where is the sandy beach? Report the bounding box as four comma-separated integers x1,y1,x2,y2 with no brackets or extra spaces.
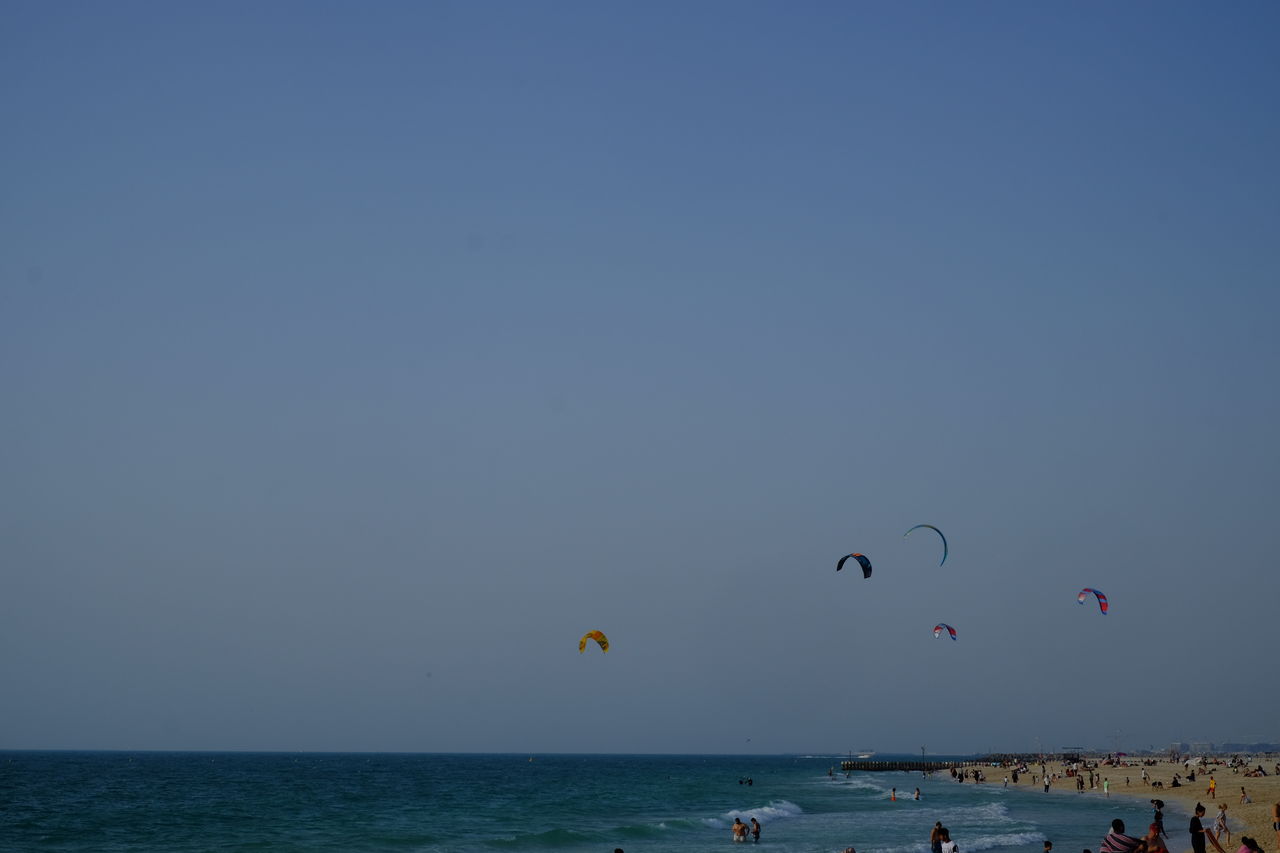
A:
996,758,1280,853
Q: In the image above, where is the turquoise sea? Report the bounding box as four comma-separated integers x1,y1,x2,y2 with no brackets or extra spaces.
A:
1,753,1169,853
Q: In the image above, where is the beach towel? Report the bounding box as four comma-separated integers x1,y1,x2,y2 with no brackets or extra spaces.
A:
1101,832,1142,853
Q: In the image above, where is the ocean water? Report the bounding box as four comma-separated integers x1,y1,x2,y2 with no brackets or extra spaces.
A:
0,753,1169,853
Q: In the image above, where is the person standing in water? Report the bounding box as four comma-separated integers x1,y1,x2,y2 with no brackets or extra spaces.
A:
750,818,761,842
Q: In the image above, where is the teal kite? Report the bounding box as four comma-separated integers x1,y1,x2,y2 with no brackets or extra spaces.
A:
904,524,948,566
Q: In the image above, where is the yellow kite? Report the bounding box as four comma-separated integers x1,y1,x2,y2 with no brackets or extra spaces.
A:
578,630,609,653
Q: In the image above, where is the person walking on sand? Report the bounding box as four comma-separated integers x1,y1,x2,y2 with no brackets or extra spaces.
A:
1240,788,1251,804
1209,777,1217,800
1105,779,1111,797
1214,804,1230,846
1273,802,1280,851
750,817,761,842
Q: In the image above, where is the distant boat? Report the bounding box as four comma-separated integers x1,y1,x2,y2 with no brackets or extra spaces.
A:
856,751,876,759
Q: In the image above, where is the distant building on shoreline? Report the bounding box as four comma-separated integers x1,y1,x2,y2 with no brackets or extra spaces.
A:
1167,741,1279,755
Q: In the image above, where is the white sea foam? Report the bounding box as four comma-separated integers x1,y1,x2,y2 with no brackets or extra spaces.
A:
962,802,1013,822
702,800,804,828
917,801,1013,823
961,830,1047,851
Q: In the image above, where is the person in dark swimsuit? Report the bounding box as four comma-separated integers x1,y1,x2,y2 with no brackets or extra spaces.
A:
1189,803,1225,853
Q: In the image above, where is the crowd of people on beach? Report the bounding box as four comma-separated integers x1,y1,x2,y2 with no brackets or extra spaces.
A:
914,807,1280,853
1095,805,1274,853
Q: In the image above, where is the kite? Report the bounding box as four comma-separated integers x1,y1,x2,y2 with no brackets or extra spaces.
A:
1077,588,1108,615
836,553,873,578
579,630,609,653
933,623,957,641
904,524,948,566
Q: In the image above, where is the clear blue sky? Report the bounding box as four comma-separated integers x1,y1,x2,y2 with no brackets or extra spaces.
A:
3,1,1277,754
